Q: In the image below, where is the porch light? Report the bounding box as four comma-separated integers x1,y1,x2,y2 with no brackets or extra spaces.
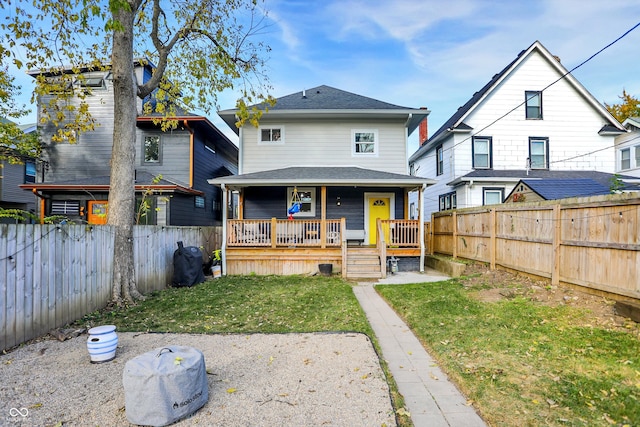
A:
336,197,341,206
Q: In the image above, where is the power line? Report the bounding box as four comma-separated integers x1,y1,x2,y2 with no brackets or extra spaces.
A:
414,21,640,166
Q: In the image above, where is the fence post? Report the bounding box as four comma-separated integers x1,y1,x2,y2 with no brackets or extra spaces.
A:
490,208,496,270
552,204,561,286
452,211,458,259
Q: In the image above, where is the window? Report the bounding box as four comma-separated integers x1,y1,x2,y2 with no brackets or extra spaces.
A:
352,130,378,155
636,146,640,168
144,136,161,163
195,196,205,208
259,127,283,144
80,77,105,89
525,91,542,119
438,192,457,211
621,148,631,170
472,137,492,169
24,161,36,183
51,200,80,215
483,188,504,205
529,137,548,169
287,187,315,217
436,145,443,176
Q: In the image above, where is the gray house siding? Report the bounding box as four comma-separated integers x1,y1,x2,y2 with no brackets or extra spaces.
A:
39,81,116,181
243,186,406,229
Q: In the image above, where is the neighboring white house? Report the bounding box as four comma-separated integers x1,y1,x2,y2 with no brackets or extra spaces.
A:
615,117,640,177
409,40,627,217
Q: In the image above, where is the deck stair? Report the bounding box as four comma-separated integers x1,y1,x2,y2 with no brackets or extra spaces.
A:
345,246,383,279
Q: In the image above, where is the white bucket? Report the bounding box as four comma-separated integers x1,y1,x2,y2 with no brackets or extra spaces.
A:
211,264,221,279
87,325,118,363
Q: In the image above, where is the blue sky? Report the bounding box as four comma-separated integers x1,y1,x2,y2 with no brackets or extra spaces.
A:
9,0,640,155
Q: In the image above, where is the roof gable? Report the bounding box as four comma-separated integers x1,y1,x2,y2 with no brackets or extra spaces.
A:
409,40,626,162
218,85,429,135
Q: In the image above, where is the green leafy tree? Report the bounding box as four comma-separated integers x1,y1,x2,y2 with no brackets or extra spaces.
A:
1,0,273,304
605,89,640,123
0,67,40,163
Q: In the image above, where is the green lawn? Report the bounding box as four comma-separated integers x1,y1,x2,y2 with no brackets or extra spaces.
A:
82,275,371,334
377,278,640,427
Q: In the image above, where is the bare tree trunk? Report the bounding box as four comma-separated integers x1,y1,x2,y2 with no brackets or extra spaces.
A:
109,5,144,305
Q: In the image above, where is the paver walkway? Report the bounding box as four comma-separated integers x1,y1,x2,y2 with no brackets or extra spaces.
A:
354,271,487,427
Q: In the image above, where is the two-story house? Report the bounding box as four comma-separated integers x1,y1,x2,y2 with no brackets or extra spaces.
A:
209,85,434,278
615,117,640,178
409,41,627,216
0,120,39,223
20,61,238,226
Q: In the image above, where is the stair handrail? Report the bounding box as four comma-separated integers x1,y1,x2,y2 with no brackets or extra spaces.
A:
377,218,387,279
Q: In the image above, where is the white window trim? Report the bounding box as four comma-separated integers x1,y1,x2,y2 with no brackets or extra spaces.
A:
287,187,316,217
352,129,378,156
620,147,631,170
258,126,285,145
472,136,492,169
483,188,504,206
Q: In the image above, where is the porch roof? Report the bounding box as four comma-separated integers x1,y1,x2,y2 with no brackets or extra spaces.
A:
208,166,435,190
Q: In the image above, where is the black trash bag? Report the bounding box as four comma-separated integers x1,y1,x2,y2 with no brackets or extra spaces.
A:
172,241,205,287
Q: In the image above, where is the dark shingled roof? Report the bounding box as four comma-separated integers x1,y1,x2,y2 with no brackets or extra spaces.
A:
521,178,611,200
208,166,434,188
264,85,412,110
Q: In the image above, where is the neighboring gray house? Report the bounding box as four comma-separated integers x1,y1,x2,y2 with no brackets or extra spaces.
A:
0,121,39,223
409,41,627,216
22,62,237,225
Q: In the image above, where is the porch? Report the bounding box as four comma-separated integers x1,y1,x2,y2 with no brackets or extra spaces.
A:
224,218,429,278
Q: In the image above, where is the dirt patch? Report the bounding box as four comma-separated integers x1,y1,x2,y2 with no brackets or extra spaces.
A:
459,262,638,332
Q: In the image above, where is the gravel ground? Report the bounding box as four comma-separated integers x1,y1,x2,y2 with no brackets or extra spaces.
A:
1,332,396,427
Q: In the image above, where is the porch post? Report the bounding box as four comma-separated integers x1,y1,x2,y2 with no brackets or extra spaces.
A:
321,186,327,248
419,183,425,272
221,184,228,276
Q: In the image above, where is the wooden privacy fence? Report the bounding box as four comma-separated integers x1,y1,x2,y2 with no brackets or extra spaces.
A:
431,193,640,300
1,224,221,351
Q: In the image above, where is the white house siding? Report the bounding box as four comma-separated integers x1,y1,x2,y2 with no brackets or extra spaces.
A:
241,118,409,175
615,130,640,177
456,53,615,174
415,46,618,218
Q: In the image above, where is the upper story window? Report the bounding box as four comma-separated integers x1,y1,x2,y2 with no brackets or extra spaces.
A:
259,127,284,144
472,136,492,169
621,148,631,170
436,145,444,176
79,77,105,90
525,91,542,119
24,161,36,183
529,137,548,169
144,136,161,163
352,130,378,156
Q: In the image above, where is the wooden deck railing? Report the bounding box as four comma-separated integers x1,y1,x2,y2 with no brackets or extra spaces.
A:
380,219,420,247
227,219,342,247
226,219,421,249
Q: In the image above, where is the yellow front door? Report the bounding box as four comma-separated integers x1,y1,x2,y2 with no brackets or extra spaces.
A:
368,197,390,245
87,201,108,224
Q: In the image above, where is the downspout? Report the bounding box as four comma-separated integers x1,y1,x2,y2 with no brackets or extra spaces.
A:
419,183,426,272
221,183,228,276
237,117,243,174
183,120,194,187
